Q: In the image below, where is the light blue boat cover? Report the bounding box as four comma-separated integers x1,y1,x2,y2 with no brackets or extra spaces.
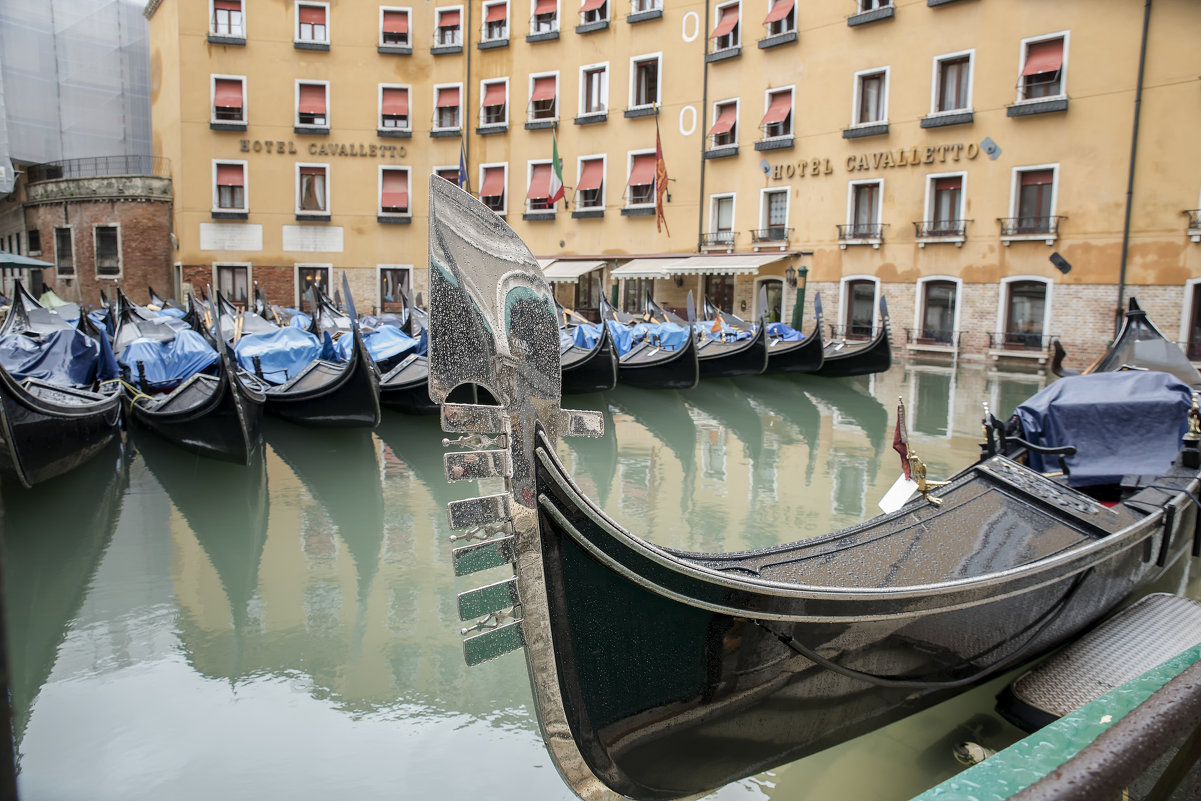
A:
606,320,636,356
0,329,105,387
118,328,219,387
234,326,323,385
155,307,186,319
287,310,314,329
1016,371,1192,486
767,322,804,341
571,323,602,350
334,325,418,363
644,321,689,350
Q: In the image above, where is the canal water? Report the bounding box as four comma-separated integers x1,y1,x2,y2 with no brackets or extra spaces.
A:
2,362,1193,800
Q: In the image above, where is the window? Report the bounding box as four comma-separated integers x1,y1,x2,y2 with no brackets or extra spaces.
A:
626,152,656,206
580,64,607,115
530,75,557,121
631,0,660,12
217,264,250,306
575,270,601,310
843,278,877,338
26,229,41,256
935,54,971,113
709,100,737,147
434,85,462,129
214,161,247,211
296,3,328,43
527,161,556,211
630,55,660,109
710,194,735,245
710,2,739,50
531,0,558,33
212,0,244,37
854,69,887,125
298,266,331,306
705,275,735,314
848,180,881,237
622,276,653,312
380,168,410,215
379,266,411,312
581,0,607,24
479,164,507,213
764,0,794,36
380,86,410,130
930,175,962,234
576,157,605,209
761,188,788,240
483,1,508,39
297,165,329,213
94,225,121,276
212,77,245,123
859,0,889,9
918,280,957,343
54,227,73,275
436,8,462,45
297,82,328,126
1003,280,1049,347
380,8,410,45
481,80,508,126
761,89,792,139
1016,168,1055,233
435,166,461,185
1019,35,1066,100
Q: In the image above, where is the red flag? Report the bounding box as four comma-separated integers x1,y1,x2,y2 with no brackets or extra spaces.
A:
655,118,670,235
892,399,911,480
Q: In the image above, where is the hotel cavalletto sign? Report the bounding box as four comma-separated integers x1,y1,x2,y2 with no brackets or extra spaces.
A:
768,142,978,181
239,139,406,159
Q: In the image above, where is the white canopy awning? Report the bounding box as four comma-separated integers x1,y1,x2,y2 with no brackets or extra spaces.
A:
542,259,606,283
610,258,687,279
536,258,556,271
664,253,790,276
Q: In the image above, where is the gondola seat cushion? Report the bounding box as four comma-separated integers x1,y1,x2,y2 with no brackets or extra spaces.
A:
1016,371,1191,486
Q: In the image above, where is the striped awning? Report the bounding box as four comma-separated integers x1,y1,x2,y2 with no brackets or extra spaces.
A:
664,253,789,276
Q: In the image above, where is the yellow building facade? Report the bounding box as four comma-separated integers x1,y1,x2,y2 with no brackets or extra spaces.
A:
145,0,1201,363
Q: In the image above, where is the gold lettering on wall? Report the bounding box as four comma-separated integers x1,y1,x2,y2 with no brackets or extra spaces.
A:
238,140,406,159
773,143,977,180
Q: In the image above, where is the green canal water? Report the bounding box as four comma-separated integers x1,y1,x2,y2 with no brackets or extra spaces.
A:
2,362,1194,800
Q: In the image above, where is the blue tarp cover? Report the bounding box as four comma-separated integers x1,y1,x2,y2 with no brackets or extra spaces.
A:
606,320,635,356
0,330,104,387
119,328,219,387
334,325,418,364
571,323,601,350
767,322,805,341
1016,371,1191,487
234,326,322,385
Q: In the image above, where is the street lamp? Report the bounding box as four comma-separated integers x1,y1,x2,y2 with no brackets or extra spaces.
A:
785,265,797,287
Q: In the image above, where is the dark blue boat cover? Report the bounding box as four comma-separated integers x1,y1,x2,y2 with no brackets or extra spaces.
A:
0,330,104,387
1016,371,1192,486
767,322,805,341
118,328,219,387
334,325,418,363
234,326,322,384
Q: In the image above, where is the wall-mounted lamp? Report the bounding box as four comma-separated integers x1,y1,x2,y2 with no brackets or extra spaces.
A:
785,266,797,288
672,274,684,287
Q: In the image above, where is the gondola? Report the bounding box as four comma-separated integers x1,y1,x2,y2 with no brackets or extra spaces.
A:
147,285,183,312
378,280,438,414
613,292,699,390
812,295,892,378
0,282,123,487
696,317,768,378
764,294,826,374
423,178,1201,801
559,295,619,394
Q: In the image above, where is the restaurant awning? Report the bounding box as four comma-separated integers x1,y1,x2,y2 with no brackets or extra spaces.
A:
610,258,687,279
665,253,789,276
542,259,606,283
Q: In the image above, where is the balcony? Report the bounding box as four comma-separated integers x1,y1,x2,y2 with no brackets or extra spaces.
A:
997,215,1066,246
26,156,171,182
987,331,1055,364
904,328,965,361
699,231,737,252
828,323,881,343
913,219,970,247
750,226,791,250
837,222,886,248
1185,209,1201,243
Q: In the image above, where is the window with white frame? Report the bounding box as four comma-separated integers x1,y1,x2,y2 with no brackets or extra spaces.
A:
483,1,508,39
858,0,889,10
710,2,739,50
212,76,246,123
934,52,971,113
380,7,410,45
54,227,73,275
379,266,411,312
1012,167,1057,234
760,88,792,139
214,161,247,211
631,0,660,12
580,0,607,24
626,151,656,206
434,85,462,129
927,174,963,235
1001,278,1050,348
709,100,737,148
917,278,958,343
212,0,244,37
94,225,121,276
854,68,887,125
436,7,462,45
380,168,410,215
576,156,605,209
1018,34,1066,101
532,0,558,33
479,164,507,212
763,0,794,35
217,264,250,306
297,164,329,213
527,161,556,211
297,82,328,126
530,74,557,121
710,194,735,244
630,55,660,109
481,79,508,126
296,2,328,43
760,188,788,240
380,85,410,130
435,166,461,185
580,64,607,115
848,180,881,238
297,265,331,306
842,277,878,338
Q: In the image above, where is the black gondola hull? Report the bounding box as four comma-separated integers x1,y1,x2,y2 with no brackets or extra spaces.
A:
379,353,439,415
561,322,619,394
764,325,825,374
696,323,769,378
263,329,382,427
617,333,699,390
813,329,892,377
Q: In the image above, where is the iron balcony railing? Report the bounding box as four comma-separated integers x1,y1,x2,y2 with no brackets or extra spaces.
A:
913,219,971,238
997,215,1066,237
837,222,887,241
988,331,1055,351
699,231,738,249
750,226,792,244
829,323,880,342
904,328,964,347
26,155,171,183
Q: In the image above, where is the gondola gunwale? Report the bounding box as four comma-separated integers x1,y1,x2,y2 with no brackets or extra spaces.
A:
695,319,769,378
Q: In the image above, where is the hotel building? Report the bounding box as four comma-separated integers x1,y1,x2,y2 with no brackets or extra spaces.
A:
144,0,1201,365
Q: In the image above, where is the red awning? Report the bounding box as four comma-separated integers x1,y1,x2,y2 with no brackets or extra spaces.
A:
298,84,326,113
382,170,409,209
216,163,244,186
480,167,505,197
531,76,556,102
382,10,408,33
1022,39,1064,76
298,4,325,23
760,92,791,125
534,0,556,14
381,87,409,115
214,0,241,10
578,159,603,191
627,153,655,186
709,104,736,136
710,5,738,38
438,9,461,27
485,3,507,21
1020,169,1054,186
527,163,552,199
764,0,793,23
483,82,506,107
934,176,961,191
437,86,460,107
581,0,605,12
214,79,243,108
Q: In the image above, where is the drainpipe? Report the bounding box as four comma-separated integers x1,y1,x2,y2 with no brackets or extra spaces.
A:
696,1,711,256
1116,0,1151,332
463,4,472,191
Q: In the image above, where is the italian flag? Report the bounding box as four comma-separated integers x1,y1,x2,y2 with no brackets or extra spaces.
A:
549,129,565,206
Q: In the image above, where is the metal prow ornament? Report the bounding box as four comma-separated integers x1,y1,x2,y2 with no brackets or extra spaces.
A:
896,396,949,505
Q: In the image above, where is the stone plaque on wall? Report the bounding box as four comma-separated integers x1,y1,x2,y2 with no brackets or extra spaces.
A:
199,223,263,251
282,225,344,253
